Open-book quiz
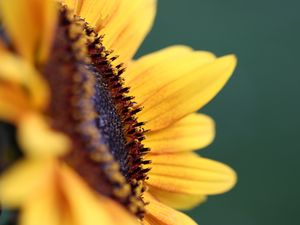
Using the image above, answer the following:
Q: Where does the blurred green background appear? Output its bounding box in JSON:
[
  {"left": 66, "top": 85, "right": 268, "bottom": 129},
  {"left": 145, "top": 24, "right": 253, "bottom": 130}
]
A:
[{"left": 137, "top": 0, "right": 300, "bottom": 224}]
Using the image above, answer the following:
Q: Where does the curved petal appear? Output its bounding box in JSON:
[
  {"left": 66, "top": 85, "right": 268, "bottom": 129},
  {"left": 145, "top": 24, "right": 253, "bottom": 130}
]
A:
[
  {"left": 126, "top": 46, "right": 195, "bottom": 84},
  {"left": 144, "top": 113, "right": 215, "bottom": 153},
  {"left": 77, "top": 0, "right": 118, "bottom": 27},
  {"left": 18, "top": 113, "right": 71, "bottom": 157},
  {"left": 0, "top": 0, "right": 57, "bottom": 62},
  {"left": 145, "top": 153, "right": 237, "bottom": 195},
  {"left": 61, "top": 164, "right": 138, "bottom": 225},
  {"left": 126, "top": 46, "right": 236, "bottom": 131},
  {"left": 141, "top": 55, "right": 236, "bottom": 131},
  {"left": 77, "top": 0, "right": 156, "bottom": 63},
  {"left": 126, "top": 46, "right": 216, "bottom": 105},
  {"left": 20, "top": 184, "right": 62, "bottom": 225},
  {"left": 0, "top": 49, "right": 50, "bottom": 110},
  {"left": 148, "top": 185, "right": 206, "bottom": 210},
  {"left": 0, "top": 159, "right": 55, "bottom": 207},
  {"left": 144, "top": 193, "right": 197, "bottom": 225},
  {"left": 0, "top": 83, "right": 30, "bottom": 123}
]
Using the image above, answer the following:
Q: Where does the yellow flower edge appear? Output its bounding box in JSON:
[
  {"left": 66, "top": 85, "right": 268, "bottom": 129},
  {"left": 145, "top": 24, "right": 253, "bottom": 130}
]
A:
[
  {"left": 0, "top": 159, "right": 139, "bottom": 225},
  {"left": 0, "top": 0, "right": 238, "bottom": 225}
]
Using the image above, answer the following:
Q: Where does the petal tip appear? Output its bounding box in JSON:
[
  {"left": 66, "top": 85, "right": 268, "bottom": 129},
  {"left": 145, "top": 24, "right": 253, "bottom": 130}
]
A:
[
  {"left": 224, "top": 54, "right": 238, "bottom": 69},
  {"left": 222, "top": 164, "right": 238, "bottom": 193}
]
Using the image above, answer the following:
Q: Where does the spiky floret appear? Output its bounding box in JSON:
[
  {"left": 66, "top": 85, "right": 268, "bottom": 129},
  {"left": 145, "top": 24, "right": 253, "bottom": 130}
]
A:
[
  {"left": 85, "top": 25, "right": 151, "bottom": 216},
  {"left": 85, "top": 24, "right": 151, "bottom": 182},
  {"left": 40, "top": 6, "right": 150, "bottom": 218}
]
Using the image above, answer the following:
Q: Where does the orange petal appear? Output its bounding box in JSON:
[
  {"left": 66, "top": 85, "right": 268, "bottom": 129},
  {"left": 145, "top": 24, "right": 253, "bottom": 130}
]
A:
[
  {"left": 78, "top": 0, "right": 156, "bottom": 64},
  {"left": 0, "top": 0, "right": 57, "bottom": 63},
  {"left": 78, "top": 0, "right": 119, "bottom": 28},
  {"left": 0, "top": 83, "right": 30, "bottom": 123}
]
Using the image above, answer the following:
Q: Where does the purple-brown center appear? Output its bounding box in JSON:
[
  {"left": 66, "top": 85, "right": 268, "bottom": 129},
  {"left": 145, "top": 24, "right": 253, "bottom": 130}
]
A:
[{"left": 40, "top": 7, "right": 150, "bottom": 217}]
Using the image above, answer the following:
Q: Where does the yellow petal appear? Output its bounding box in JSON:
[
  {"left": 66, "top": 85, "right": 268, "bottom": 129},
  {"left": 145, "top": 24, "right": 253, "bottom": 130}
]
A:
[
  {"left": 100, "top": 195, "right": 140, "bottom": 225},
  {"left": 148, "top": 185, "right": 206, "bottom": 210},
  {"left": 0, "top": 49, "right": 50, "bottom": 110},
  {"left": 126, "top": 46, "right": 216, "bottom": 105},
  {"left": 144, "top": 113, "right": 215, "bottom": 153},
  {"left": 20, "top": 182, "right": 61, "bottom": 225},
  {"left": 146, "top": 153, "right": 237, "bottom": 195},
  {"left": 124, "top": 45, "right": 194, "bottom": 84},
  {"left": 60, "top": 164, "right": 138, "bottom": 225},
  {"left": 133, "top": 54, "right": 236, "bottom": 131},
  {"left": 0, "top": 0, "right": 57, "bottom": 63},
  {"left": 38, "top": 0, "right": 58, "bottom": 63},
  {"left": 18, "top": 113, "right": 71, "bottom": 157},
  {"left": 0, "top": 159, "right": 55, "bottom": 207},
  {"left": 144, "top": 193, "right": 197, "bottom": 225},
  {"left": 79, "top": 0, "right": 119, "bottom": 28},
  {"left": 78, "top": 0, "right": 156, "bottom": 64},
  {"left": 0, "top": 83, "right": 30, "bottom": 123},
  {"left": 0, "top": 100, "right": 24, "bottom": 124}
]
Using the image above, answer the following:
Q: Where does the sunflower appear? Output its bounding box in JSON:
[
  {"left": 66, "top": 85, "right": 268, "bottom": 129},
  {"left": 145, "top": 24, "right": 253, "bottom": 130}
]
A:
[{"left": 0, "top": 0, "right": 237, "bottom": 225}]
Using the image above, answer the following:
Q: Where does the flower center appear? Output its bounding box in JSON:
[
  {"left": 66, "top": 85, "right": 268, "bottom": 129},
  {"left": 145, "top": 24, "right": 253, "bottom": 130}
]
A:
[{"left": 42, "top": 7, "right": 150, "bottom": 217}]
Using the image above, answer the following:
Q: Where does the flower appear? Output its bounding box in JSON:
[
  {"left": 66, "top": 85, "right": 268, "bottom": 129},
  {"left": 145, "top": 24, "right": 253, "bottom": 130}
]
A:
[{"left": 0, "top": 0, "right": 237, "bottom": 225}]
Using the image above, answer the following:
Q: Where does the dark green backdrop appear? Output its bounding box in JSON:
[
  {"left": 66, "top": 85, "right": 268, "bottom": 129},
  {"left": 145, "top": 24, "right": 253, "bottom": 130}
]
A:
[{"left": 137, "top": 0, "right": 300, "bottom": 224}]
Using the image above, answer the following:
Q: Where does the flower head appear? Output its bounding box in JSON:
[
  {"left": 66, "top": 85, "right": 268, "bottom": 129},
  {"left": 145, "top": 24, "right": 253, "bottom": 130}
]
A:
[{"left": 0, "top": 0, "right": 237, "bottom": 224}]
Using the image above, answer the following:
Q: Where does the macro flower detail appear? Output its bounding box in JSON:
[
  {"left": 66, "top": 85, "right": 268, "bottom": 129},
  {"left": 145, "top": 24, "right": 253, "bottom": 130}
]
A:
[{"left": 0, "top": 0, "right": 237, "bottom": 225}]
